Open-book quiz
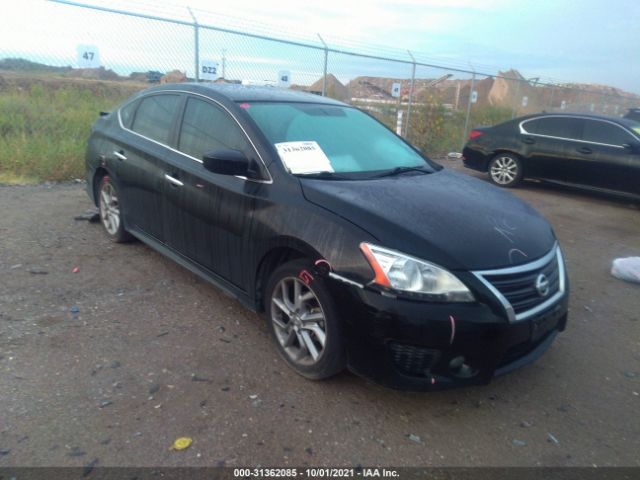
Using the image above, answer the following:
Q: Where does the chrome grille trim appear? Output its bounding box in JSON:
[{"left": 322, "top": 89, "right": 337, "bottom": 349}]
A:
[{"left": 472, "top": 244, "right": 566, "bottom": 323}]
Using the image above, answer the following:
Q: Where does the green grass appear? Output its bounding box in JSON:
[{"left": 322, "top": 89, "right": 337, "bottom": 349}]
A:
[
  {"left": 0, "top": 77, "right": 513, "bottom": 183},
  {"left": 0, "top": 80, "right": 139, "bottom": 183}
]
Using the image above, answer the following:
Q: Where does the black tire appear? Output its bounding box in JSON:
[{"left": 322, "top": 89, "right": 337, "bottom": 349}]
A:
[
  {"left": 264, "top": 259, "right": 346, "bottom": 380},
  {"left": 488, "top": 153, "right": 523, "bottom": 188},
  {"left": 97, "top": 175, "right": 133, "bottom": 243}
]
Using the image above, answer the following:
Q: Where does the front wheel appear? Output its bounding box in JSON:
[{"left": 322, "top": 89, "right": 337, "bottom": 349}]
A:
[
  {"left": 488, "top": 153, "right": 523, "bottom": 188},
  {"left": 265, "top": 259, "right": 346, "bottom": 380},
  {"left": 98, "top": 175, "right": 133, "bottom": 243}
]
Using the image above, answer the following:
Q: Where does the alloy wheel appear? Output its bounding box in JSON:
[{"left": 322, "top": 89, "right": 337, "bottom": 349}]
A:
[
  {"left": 490, "top": 156, "right": 519, "bottom": 185},
  {"left": 99, "top": 181, "right": 121, "bottom": 235},
  {"left": 270, "top": 277, "right": 327, "bottom": 366}
]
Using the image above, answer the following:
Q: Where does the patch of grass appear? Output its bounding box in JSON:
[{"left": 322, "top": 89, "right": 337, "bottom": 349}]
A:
[
  {"left": 0, "top": 172, "right": 39, "bottom": 185},
  {"left": 0, "top": 78, "right": 140, "bottom": 182}
]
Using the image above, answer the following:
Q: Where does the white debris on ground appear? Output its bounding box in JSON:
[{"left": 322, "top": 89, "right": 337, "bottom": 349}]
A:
[{"left": 611, "top": 257, "right": 640, "bottom": 284}]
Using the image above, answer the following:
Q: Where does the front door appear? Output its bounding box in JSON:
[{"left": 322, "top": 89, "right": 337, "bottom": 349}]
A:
[
  {"left": 573, "top": 119, "right": 640, "bottom": 194},
  {"left": 162, "top": 95, "right": 268, "bottom": 290}
]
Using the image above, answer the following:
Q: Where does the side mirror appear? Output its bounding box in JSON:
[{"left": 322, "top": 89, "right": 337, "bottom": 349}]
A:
[{"left": 203, "top": 149, "right": 250, "bottom": 176}]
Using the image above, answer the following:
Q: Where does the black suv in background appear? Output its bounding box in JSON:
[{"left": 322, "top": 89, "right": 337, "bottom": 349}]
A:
[{"left": 462, "top": 113, "right": 640, "bottom": 199}]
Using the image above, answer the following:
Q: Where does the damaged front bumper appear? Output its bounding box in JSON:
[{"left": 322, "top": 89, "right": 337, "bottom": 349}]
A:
[{"left": 330, "top": 274, "right": 569, "bottom": 392}]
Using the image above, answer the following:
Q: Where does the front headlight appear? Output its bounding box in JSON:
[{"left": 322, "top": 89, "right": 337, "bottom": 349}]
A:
[{"left": 360, "top": 243, "right": 474, "bottom": 302}]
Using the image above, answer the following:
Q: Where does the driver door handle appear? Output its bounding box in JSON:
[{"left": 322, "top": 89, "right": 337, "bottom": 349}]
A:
[
  {"left": 164, "top": 174, "right": 184, "bottom": 187},
  {"left": 113, "top": 150, "right": 127, "bottom": 161},
  {"left": 577, "top": 147, "right": 593, "bottom": 154}
]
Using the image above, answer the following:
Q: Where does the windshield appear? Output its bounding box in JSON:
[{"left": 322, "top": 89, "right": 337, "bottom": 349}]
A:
[{"left": 241, "top": 102, "right": 435, "bottom": 176}]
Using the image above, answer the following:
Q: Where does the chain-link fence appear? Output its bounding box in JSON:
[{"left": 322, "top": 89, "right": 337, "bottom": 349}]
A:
[{"left": 1, "top": 0, "right": 638, "bottom": 181}]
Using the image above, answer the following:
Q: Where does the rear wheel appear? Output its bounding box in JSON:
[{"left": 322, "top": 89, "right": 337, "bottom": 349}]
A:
[
  {"left": 488, "top": 153, "right": 523, "bottom": 188},
  {"left": 98, "top": 175, "right": 133, "bottom": 243},
  {"left": 265, "top": 259, "right": 346, "bottom": 380}
]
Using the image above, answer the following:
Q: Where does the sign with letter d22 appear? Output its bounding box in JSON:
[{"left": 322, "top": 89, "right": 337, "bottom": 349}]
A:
[
  {"left": 76, "top": 44, "right": 100, "bottom": 69},
  {"left": 391, "top": 83, "right": 401, "bottom": 98},
  {"left": 201, "top": 60, "right": 219, "bottom": 81}
]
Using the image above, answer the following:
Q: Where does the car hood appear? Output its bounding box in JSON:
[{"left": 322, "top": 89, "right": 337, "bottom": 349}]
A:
[{"left": 300, "top": 168, "right": 556, "bottom": 271}]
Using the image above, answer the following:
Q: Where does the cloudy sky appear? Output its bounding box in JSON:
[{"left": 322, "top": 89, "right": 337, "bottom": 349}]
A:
[{"left": 3, "top": 0, "right": 638, "bottom": 92}]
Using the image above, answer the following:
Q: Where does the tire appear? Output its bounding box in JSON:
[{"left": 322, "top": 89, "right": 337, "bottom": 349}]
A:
[
  {"left": 97, "top": 175, "right": 133, "bottom": 243},
  {"left": 264, "top": 259, "right": 346, "bottom": 380},
  {"left": 488, "top": 153, "right": 523, "bottom": 188}
]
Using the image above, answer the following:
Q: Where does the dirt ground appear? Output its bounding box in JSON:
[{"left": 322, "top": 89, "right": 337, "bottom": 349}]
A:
[{"left": 0, "top": 162, "right": 639, "bottom": 468}]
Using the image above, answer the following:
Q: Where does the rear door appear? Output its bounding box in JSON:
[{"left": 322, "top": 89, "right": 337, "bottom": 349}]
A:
[
  {"left": 162, "top": 95, "right": 268, "bottom": 289},
  {"left": 575, "top": 119, "right": 640, "bottom": 194},
  {"left": 519, "top": 116, "right": 583, "bottom": 182},
  {"left": 115, "top": 93, "right": 182, "bottom": 241}
]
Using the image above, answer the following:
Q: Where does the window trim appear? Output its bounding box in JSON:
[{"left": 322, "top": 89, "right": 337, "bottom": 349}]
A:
[
  {"left": 118, "top": 90, "right": 273, "bottom": 184},
  {"left": 519, "top": 115, "right": 637, "bottom": 149}
]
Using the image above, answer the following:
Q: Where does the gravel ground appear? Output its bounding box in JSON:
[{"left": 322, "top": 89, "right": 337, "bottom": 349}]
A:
[{"left": 0, "top": 163, "right": 638, "bottom": 468}]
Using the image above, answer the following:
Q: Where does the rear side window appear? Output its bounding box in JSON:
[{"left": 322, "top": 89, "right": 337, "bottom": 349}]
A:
[
  {"left": 178, "top": 97, "right": 249, "bottom": 160},
  {"left": 523, "top": 117, "right": 582, "bottom": 140},
  {"left": 582, "top": 120, "right": 634, "bottom": 146},
  {"left": 131, "top": 94, "right": 180, "bottom": 144}
]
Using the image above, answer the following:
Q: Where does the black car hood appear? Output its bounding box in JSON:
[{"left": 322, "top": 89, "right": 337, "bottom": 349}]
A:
[{"left": 300, "top": 169, "right": 556, "bottom": 271}]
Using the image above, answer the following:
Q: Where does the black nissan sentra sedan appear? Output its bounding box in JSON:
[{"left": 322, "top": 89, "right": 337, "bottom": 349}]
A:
[{"left": 85, "top": 83, "right": 568, "bottom": 391}]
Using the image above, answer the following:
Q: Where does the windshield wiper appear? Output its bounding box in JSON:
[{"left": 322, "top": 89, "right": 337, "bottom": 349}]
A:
[
  {"left": 372, "top": 166, "right": 431, "bottom": 178},
  {"left": 295, "top": 171, "right": 353, "bottom": 180}
]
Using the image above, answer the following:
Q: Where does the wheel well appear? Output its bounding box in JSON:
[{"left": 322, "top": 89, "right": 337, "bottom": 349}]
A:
[
  {"left": 92, "top": 167, "right": 109, "bottom": 206},
  {"left": 255, "top": 247, "right": 309, "bottom": 312}
]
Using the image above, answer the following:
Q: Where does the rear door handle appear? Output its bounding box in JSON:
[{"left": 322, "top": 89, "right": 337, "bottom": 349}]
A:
[
  {"left": 577, "top": 147, "right": 593, "bottom": 154},
  {"left": 164, "top": 174, "right": 184, "bottom": 187},
  {"left": 522, "top": 137, "right": 535, "bottom": 144},
  {"left": 113, "top": 150, "right": 127, "bottom": 161}
]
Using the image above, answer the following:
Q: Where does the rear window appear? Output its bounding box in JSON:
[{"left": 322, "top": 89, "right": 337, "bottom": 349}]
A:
[
  {"left": 523, "top": 117, "right": 582, "bottom": 140},
  {"left": 131, "top": 94, "right": 180, "bottom": 144}
]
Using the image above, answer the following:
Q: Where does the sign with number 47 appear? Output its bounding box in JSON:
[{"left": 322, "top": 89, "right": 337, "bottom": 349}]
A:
[{"left": 76, "top": 44, "right": 100, "bottom": 68}]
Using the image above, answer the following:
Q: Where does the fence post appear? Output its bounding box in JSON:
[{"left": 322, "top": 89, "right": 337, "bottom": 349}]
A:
[
  {"left": 548, "top": 85, "right": 556, "bottom": 112},
  {"left": 461, "top": 72, "right": 476, "bottom": 151},
  {"left": 405, "top": 50, "right": 416, "bottom": 139},
  {"left": 511, "top": 77, "right": 521, "bottom": 118},
  {"left": 317, "top": 34, "right": 328, "bottom": 97},
  {"left": 187, "top": 7, "right": 199, "bottom": 81}
]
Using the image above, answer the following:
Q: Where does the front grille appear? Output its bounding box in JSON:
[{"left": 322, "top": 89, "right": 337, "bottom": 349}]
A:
[
  {"left": 474, "top": 246, "right": 564, "bottom": 322},
  {"left": 389, "top": 342, "right": 441, "bottom": 377}
]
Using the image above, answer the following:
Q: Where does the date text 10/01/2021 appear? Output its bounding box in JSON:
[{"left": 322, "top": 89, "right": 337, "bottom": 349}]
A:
[{"left": 233, "top": 468, "right": 400, "bottom": 478}]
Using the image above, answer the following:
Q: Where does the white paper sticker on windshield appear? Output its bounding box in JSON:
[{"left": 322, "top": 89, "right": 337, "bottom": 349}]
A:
[{"left": 275, "top": 141, "right": 334, "bottom": 174}]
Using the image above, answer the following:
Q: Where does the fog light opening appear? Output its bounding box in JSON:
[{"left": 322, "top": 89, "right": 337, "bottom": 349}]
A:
[{"left": 449, "top": 355, "right": 477, "bottom": 378}]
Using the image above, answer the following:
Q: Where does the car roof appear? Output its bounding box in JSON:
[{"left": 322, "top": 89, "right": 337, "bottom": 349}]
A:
[
  {"left": 142, "top": 82, "right": 347, "bottom": 106},
  {"left": 515, "top": 112, "right": 629, "bottom": 124}
]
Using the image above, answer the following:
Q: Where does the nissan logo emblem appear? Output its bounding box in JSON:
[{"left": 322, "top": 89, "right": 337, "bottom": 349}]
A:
[{"left": 535, "top": 273, "right": 550, "bottom": 297}]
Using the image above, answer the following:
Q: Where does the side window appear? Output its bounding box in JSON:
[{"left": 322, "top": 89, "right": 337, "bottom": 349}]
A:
[
  {"left": 119, "top": 99, "right": 138, "bottom": 129},
  {"left": 582, "top": 120, "right": 634, "bottom": 146},
  {"left": 178, "top": 97, "right": 249, "bottom": 160},
  {"left": 523, "top": 117, "right": 582, "bottom": 140},
  {"left": 131, "top": 94, "right": 180, "bottom": 144}
]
